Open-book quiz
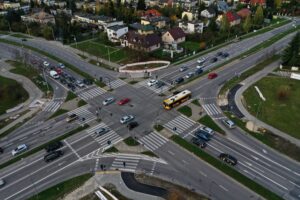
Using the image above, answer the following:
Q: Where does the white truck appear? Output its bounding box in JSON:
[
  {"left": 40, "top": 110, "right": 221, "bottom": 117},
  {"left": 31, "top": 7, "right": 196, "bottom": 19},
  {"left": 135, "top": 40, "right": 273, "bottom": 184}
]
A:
[{"left": 50, "top": 70, "right": 59, "bottom": 79}]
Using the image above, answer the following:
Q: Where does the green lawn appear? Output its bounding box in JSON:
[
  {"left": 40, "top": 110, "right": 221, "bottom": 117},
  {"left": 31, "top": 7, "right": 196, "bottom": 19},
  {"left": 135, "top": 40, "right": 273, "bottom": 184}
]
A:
[
  {"left": 123, "top": 136, "right": 139, "bottom": 146},
  {"left": 77, "top": 99, "right": 87, "bottom": 107},
  {"left": 198, "top": 115, "right": 225, "bottom": 135},
  {"left": 244, "top": 76, "right": 300, "bottom": 139},
  {"left": 65, "top": 91, "right": 77, "bottom": 102},
  {"left": 141, "top": 151, "right": 158, "bottom": 157},
  {"left": 0, "top": 75, "right": 29, "bottom": 115},
  {"left": 49, "top": 109, "right": 68, "bottom": 119},
  {"left": 27, "top": 173, "right": 93, "bottom": 200},
  {"left": 177, "top": 105, "right": 192, "bottom": 117},
  {"left": 181, "top": 41, "right": 200, "bottom": 52},
  {"left": 11, "top": 33, "right": 31, "bottom": 39},
  {"left": 153, "top": 124, "right": 164, "bottom": 132},
  {"left": 103, "top": 146, "right": 119, "bottom": 153}
]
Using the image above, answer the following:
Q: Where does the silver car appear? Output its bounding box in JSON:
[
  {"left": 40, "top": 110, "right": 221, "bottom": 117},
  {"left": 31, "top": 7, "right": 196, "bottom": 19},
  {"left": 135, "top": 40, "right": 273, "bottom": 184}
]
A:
[
  {"left": 0, "top": 179, "right": 5, "bottom": 188},
  {"left": 94, "top": 127, "right": 110, "bottom": 137},
  {"left": 120, "top": 115, "right": 134, "bottom": 124},
  {"left": 103, "top": 97, "right": 115, "bottom": 106}
]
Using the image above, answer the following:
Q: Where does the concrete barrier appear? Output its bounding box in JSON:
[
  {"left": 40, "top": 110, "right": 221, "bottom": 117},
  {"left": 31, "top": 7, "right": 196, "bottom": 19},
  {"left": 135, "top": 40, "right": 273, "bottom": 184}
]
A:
[
  {"left": 6, "top": 103, "right": 24, "bottom": 113},
  {"left": 119, "top": 60, "right": 170, "bottom": 74}
]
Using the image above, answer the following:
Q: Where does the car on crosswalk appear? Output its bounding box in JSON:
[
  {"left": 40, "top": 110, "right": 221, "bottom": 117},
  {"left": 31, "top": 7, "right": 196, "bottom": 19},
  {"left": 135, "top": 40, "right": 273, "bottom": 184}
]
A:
[
  {"left": 94, "top": 127, "right": 110, "bottom": 136},
  {"left": 147, "top": 79, "right": 158, "bottom": 87},
  {"left": 118, "top": 98, "right": 130, "bottom": 105},
  {"left": 66, "top": 113, "right": 79, "bottom": 122},
  {"left": 12, "top": 144, "right": 28, "bottom": 156},
  {"left": 103, "top": 97, "right": 115, "bottom": 106},
  {"left": 120, "top": 115, "right": 134, "bottom": 124}
]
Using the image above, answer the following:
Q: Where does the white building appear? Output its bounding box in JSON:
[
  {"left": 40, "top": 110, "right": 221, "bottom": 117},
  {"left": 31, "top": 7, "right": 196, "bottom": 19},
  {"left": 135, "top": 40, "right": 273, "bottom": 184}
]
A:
[
  {"left": 179, "top": 21, "right": 204, "bottom": 34},
  {"left": 201, "top": 8, "right": 216, "bottom": 18},
  {"left": 107, "top": 25, "right": 128, "bottom": 43}
]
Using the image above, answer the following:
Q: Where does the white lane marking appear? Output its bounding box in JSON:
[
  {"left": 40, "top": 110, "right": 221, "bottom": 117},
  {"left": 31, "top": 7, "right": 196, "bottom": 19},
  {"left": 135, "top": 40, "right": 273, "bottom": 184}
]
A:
[
  {"left": 168, "top": 150, "right": 175, "bottom": 156},
  {"left": 207, "top": 143, "right": 222, "bottom": 153},
  {"left": 19, "top": 136, "right": 27, "bottom": 141},
  {"left": 4, "top": 160, "right": 78, "bottom": 200},
  {"left": 150, "top": 162, "right": 157, "bottom": 175},
  {"left": 64, "top": 139, "right": 82, "bottom": 160},
  {"left": 289, "top": 181, "right": 300, "bottom": 188},
  {"left": 199, "top": 171, "right": 207, "bottom": 177},
  {"left": 219, "top": 185, "right": 229, "bottom": 192},
  {"left": 182, "top": 160, "right": 188, "bottom": 165},
  {"left": 262, "top": 149, "right": 267, "bottom": 154}
]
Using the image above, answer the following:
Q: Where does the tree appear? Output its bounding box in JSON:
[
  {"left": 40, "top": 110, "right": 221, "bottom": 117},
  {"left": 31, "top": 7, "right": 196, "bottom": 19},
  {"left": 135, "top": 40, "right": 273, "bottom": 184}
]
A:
[
  {"left": 282, "top": 32, "right": 300, "bottom": 67},
  {"left": 266, "top": 0, "right": 274, "bottom": 9},
  {"left": 42, "top": 25, "right": 53, "bottom": 40},
  {"left": 108, "top": 0, "right": 115, "bottom": 17},
  {"left": 95, "top": 0, "right": 101, "bottom": 14},
  {"left": 137, "top": 0, "right": 146, "bottom": 10},
  {"left": 66, "top": 0, "right": 76, "bottom": 12},
  {"left": 208, "top": 18, "right": 218, "bottom": 31},
  {"left": 253, "top": 6, "right": 264, "bottom": 27},
  {"left": 243, "top": 15, "right": 252, "bottom": 33},
  {"left": 220, "top": 14, "right": 230, "bottom": 34},
  {"left": 274, "top": 0, "right": 282, "bottom": 9},
  {"left": 182, "top": 14, "right": 188, "bottom": 22}
]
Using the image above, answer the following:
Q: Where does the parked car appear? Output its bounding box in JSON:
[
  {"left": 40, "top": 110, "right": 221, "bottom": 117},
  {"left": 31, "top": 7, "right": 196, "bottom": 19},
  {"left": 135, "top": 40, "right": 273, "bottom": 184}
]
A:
[
  {"left": 174, "top": 77, "right": 184, "bottom": 84},
  {"left": 210, "top": 57, "right": 218, "bottom": 63},
  {"left": 75, "top": 80, "right": 85, "bottom": 88},
  {"left": 118, "top": 98, "right": 130, "bottom": 105},
  {"left": 12, "top": 144, "right": 28, "bottom": 156},
  {"left": 179, "top": 66, "right": 188, "bottom": 72},
  {"left": 58, "top": 63, "right": 65, "bottom": 68},
  {"left": 219, "top": 153, "right": 238, "bottom": 166},
  {"left": 194, "top": 130, "right": 211, "bottom": 141},
  {"left": 147, "top": 79, "right": 158, "bottom": 87},
  {"left": 155, "top": 81, "right": 165, "bottom": 89},
  {"left": 191, "top": 137, "right": 207, "bottom": 148},
  {"left": 199, "top": 126, "right": 214, "bottom": 136},
  {"left": 0, "top": 179, "right": 5, "bottom": 188},
  {"left": 195, "top": 68, "right": 203, "bottom": 75},
  {"left": 66, "top": 113, "right": 79, "bottom": 122},
  {"left": 127, "top": 121, "right": 139, "bottom": 130},
  {"left": 45, "top": 141, "right": 63, "bottom": 153},
  {"left": 94, "top": 127, "right": 110, "bottom": 136},
  {"left": 185, "top": 72, "right": 194, "bottom": 79},
  {"left": 222, "top": 119, "right": 235, "bottom": 129},
  {"left": 208, "top": 73, "right": 218, "bottom": 79},
  {"left": 103, "top": 97, "right": 115, "bottom": 106},
  {"left": 120, "top": 115, "right": 134, "bottom": 124},
  {"left": 43, "top": 61, "right": 50, "bottom": 67},
  {"left": 44, "top": 150, "right": 64, "bottom": 163}
]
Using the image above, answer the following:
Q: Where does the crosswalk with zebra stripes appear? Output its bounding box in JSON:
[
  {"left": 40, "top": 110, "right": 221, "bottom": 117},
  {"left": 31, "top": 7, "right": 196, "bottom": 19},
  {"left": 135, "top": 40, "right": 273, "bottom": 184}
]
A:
[
  {"left": 163, "top": 115, "right": 196, "bottom": 134},
  {"left": 138, "top": 132, "right": 168, "bottom": 151},
  {"left": 108, "top": 79, "right": 127, "bottom": 89},
  {"left": 67, "top": 105, "right": 96, "bottom": 125},
  {"left": 77, "top": 87, "right": 106, "bottom": 101},
  {"left": 42, "top": 98, "right": 64, "bottom": 112}
]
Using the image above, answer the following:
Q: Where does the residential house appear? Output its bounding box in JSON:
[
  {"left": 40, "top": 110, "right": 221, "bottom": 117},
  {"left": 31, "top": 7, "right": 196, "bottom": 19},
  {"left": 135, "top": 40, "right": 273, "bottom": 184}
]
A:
[
  {"left": 216, "top": 1, "right": 230, "bottom": 13},
  {"left": 107, "top": 25, "right": 128, "bottom": 43},
  {"left": 201, "top": 7, "right": 216, "bottom": 18},
  {"left": 181, "top": 11, "right": 197, "bottom": 21},
  {"left": 2, "top": 1, "right": 20, "bottom": 9},
  {"left": 141, "top": 15, "right": 169, "bottom": 29},
  {"left": 176, "top": 0, "right": 198, "bottom": 9},
  {"left": 162, "top": 27, "right": 186, "bottom": 45},
  {"left": 120, "top": 31, "right": 162, "bottom": 52},
  {"left": 143, "top": 9, "right": 161, "bottom": 17},
  {"left": 237, "top": 8, "right": 251, "bottom": 18},
  {"left": 147, "top": 0, "right": 160, "bottom": 7},
  {"left": 54, "top": 1, "right": 67, "bottom": 8},
  {"left": 50, "top": 9, "right": 72, "bottom": 16},
  {"left": 250, "top": 0, "right": 266, "bottom": 6},
  {"left": 21, "top": 11, "right": 55, "bottom": 24},
  {"left": 130, "top": 23, "right": 155, "bottom": 35},
  {"left": 219, "top": 11, "right": 241, "bottom": 26},
  {"left": 179, "top": 20, "right": 204, "bottom": 34},
  {"left": 75, "top": 2, "right": 84, "bottom": 9},
  {"left": 200, "top": 0, "right": 214, "bottom": 7}
]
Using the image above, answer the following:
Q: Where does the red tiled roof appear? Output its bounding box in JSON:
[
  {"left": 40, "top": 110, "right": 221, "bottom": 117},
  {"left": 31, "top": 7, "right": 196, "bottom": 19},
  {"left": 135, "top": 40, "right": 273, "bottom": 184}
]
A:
[
  {"left": 226, "top": 11, "right": 241, "bottom": 22},
  {"left": 250, "top": 0, "right": 266, "bottom": 5},
  {"left": 237, "top": 8, "right": 251, "bottom": 18},
  {"left": 144, "top": 9, "right": 161, "bottom": 17},
  {"left": 168, "top": 27, "right": 185, "bottom": 40}
]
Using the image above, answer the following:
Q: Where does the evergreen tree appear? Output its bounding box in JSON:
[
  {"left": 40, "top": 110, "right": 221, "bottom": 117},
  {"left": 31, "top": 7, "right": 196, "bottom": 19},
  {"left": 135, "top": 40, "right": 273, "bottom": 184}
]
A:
[
  {"left": 95, "top": 0, "right": 101, "bottom": 14},
  {"left": 243, "top": 15, "right": 252, "bottom": 33},
  {"left": 282, "top": 32, "right": 300, "bottom": 67},
  {"left": 183, "top": 14, "right": 188, "bottom": 22},
  {"left": 137, "top": 0, "right": 146, "bottom": 10},
  {"left": 220, "top": 14, "right": 230, "bottom": 34},
  {"left": 266, "top": 0, "right": 274, "bottom": 8},
  {"left": 274, "top": 0, "right": 282, "bottom": 9},
  {"left": 208, "top": 18, "right": 218, "bottom": 32},
  {"left": 253, "top": 6, "right": 264, "bottom": 27},
  {"left": 108, "top": 0, "right": 115, "bottom": 17}
]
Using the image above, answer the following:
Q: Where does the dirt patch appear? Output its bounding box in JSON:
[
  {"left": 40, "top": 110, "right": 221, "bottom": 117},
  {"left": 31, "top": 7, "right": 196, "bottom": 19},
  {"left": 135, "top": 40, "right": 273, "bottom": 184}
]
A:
[
  {"left": 135, "top": 174, "right": 209, "bottom": 200},
  {"left": 125, "top": 63, "right": 165, "bottom": 70}
]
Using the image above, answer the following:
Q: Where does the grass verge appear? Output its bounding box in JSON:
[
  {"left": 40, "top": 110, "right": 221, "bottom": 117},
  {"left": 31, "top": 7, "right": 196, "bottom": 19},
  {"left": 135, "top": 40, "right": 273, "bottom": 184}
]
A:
[
  {"left": 154, "top": 124, "right": 164, "bottom": 132},
  {"left": 65, "top": 91, "right": 77, "bottom": 102},
  {"left": 198, "top": 115, "right": 225, "bottom": 135},
  {"left": 103, "top": 146, "right": 119, "bottom": 153},
  {"left": 191, "top": 99, "right": 201, "bottom": 106},
  {"left": 49, "top": 109, "right": 68, "bottom": 119},
  {"left": 0, "top": 125, "right": 89, "bottom": 170},
  {"left": 104, "top": 184, "right": 133, "bottom": 200},
  {"left": 177, "top": 105, "right": 192, "bottom": 117},
  {"left": 141, "top": 151, "right": 158, "bottom": 157},
  {"left": 171, "top": 135, "right": 283, "bottom": 200},
  {"left": 78, "top": 99, "right": 87, "bottom": 107},
  {"left": 27, "top": 173, "right": 93, "bottom": 200},
  {"left": 123, "top": 136, "right": 139, "bottom": 146}
]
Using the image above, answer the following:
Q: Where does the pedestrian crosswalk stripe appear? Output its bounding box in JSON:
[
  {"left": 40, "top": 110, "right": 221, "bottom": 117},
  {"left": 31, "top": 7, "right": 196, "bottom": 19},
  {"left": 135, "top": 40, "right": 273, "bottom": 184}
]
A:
[
  {"left": 68, "top": 105, "right": 96, "bottom": 124},
  {"left": 136, "top": 79, "right": 170, "bottom": 94},
  {"left": 78, "top": 87, "right": 106, "bottom": 101},
  {"left": 43, "top": 100, "right": 63, "bottom": 112},
  {"left": 139, "top": 132, "right": 168, "bottom": 151},
  {"left": 164, "top": 115, "right": 196, "bottom": 134},
  {"left": 111, "top": 157, "right": 140, "bottom": 170},
  {"left": 202, "top": 104, "right": 221, "bottom": 116},
  {"left": 109, "top": 79, "right": 127, "bottom": 89}
]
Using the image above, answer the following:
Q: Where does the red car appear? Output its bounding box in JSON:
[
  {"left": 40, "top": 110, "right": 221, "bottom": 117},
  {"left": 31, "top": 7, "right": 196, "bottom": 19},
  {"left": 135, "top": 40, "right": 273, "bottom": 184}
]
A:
[
  {"left": 208, "top": 73, "right": 218, "bottom": 79},
  {"left": 118, "top": 98, "right": 130, "bottom": 105},
  {"left": 55, "top": 68, "right": 62, "bottom": 75}
]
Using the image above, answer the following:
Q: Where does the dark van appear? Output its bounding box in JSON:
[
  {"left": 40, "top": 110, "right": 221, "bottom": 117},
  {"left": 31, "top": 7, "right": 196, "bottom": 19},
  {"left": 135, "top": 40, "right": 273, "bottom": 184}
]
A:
[{"left": 44, "top": 150, "right": 64, "bottom": 162}]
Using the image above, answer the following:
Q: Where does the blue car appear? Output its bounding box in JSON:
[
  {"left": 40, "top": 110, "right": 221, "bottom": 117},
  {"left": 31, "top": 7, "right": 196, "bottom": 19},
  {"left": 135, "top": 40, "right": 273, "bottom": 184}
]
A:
[{"left": 194, "top": 130, "right": 211, "bottom": 141}]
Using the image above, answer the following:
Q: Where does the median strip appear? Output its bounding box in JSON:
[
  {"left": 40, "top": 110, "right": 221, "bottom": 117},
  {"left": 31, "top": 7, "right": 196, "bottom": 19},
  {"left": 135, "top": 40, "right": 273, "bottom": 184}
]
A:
[
  {"left": 0, "top": 125, "right": 89, "bottom": 170},
  {"left": 171, "top": 135, "right": 283, "bottom": 200}
]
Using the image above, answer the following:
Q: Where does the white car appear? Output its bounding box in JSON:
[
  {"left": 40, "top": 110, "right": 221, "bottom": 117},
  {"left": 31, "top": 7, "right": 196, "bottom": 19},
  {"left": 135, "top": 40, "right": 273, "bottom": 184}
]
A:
[
  {"left": 196, "top": 65, "right": 204, "bottom": 69},
  {"left": 120, "top": 115, "right": 134, "bottom": 124},
  {"left": 0, "top": 179, "right": 5, "bottom": 188},
  {"left": 185, "top": 72, "right": 194, "bottom": 79},
  {"left": 12, "top": 144, "right": 28, "bottom": 156},
  {"left": 199, "top": 126, "right": 214, "bottom": 136},
  {"left": 103, "top": 97, "right": 115, "bottom": 106},
  {"left": 43, "top": 61, "right": 50, "bottom": 67},
  {"left": 147, "top": 79, "right": 158, "bottom": 87},
  {"left": 76, "top": 80, "right": 85, "bottom": 88},
  {"left": 179, "top": 66, "right": 188, "bottom": 72},
  {"left": 197, "top": 57, "right": 206, "bottom": 64},
  {"left": 58, "top": 63, "right": 65, "bottom": 68}
]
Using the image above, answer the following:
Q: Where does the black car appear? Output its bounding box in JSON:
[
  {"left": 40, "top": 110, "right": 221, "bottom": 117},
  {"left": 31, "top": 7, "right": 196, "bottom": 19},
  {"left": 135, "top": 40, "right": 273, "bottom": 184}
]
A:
[
  {"left": 45, "top": 141, "right": 63, "bottom": 153},
  {"left": 127, "top": 121, "right": 138, "bottom": 130},
  {"left": 83, "top": 79, "right": 93, "bottom": 85},
  {"left": 222, "top": 52, "right": 229, "bottom": 58},
  {"left": 0, "top": 147, "right": 3, "bottom": 154},
  {"left": 174, "top": 77, "right": 184, "bottom": 84},
  {"left": 155, "top": 81, "right": 165, "bottom": 89},
  {"left": 216, "top": 51, "right": 223, "bottom": 56},
  {"left": 191, "top": 137, "right": 207, "bottom": 148},
  {"left": 195, "top": 130, "right": 211, "bottom": 141},
  {"left": 44, "top": 150, "right": 64, "bottom": 162},
  {"left": 60, "top": 78, "right": 67, "bottom": 85},
  {"left": 210, "top": 57, "right": 218, "bottom": 63},
  {"left": 219, "top": 153, "right": 238, "bottom": 166},
  {"left": 67, "top": 83, "right": 76, "bottom": 91},
  {"left": 195, "top": 68, "right": 203, "bottom": 75},
  {"left": 68, "top": 76, "right": 76, "bottom": 83}
]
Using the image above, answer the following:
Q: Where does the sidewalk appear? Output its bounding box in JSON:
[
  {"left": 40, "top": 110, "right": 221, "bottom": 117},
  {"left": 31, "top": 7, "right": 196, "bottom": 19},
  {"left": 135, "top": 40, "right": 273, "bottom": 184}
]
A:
[
  {"left": 64, "top": 172, "right": 164, "bottom": 200},
  {"left": 234, "top": 60, "right": 300, "bottom": 147},
  {"left": 0, "top": 59, "right": 43, "bottom": 121}
]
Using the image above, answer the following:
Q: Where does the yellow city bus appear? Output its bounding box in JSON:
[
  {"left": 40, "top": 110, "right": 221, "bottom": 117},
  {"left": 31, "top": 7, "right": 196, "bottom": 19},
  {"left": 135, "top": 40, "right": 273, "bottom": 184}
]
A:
[{"left": 163, "top": 90, "right": 192, "bottom": 110}]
